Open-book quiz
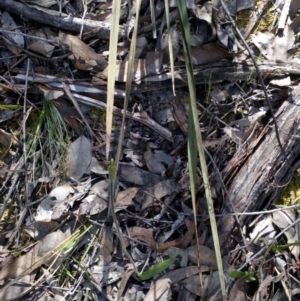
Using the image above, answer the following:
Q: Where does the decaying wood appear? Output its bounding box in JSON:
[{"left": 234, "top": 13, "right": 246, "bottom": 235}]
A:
[
  {"left": 131, "top": 60, "right": 300, "bottom": 93},
  {"left": 218, "top": 83, "right": 300, "bottom": 255},
  {"left": 0, "top": 0, "right": 125, "bottom": 40}
]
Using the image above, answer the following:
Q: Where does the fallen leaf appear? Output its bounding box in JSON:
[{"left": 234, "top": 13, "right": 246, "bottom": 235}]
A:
[
  {"left": 49, "top": 185, "right": 75, "bottom": 202},
  {"left": 0, "top": 242, "right": 41, "bottom": 281},
  {"left": 35, "top": 197, "right": 55, "bottom": 222},
  {"left": 127, "top": 219, "right": 195, "bottom": 253},
  {"left": 144, "top": 147, "right": 166, "bottom": 175},
  {"left": 66, "top": 135, "right": 92, "bottom": 180},
  {"left": 178, "top": 43, "right": 243, "bottom": 65},
  {"left": 144, "top": 266, "right": 205, "bottom": 301},
  {"left": 164, "top": 245, "right": 218, "bottom": 270},
  {"left": 0, "top": 273, "right": 35, "bottom": 301},
  {"left": 228, "top": 277, "right": 249, "bottom": 301},
  {"left": 116, "top": 187, "right": 138, "bottom": 207},
  {"left": 79, "top": 193, "right": 107, "bottom": 215},
  {"left": 59, "top": 32, "right": 107, "bottom": 72},
  {"left": 143, "top": 179, "right": 181, "bottom": 210},
  {"left": 117, "top": 264, "right": 135, "bottom": 300},
  {"left": 24, "top": 221, "right": 59, "bottom": 240},
  {"left": 26, "top": 28, "right": 56, "bottom": 57},
  {"left": 98, "top": 228, "right": 114, "bottom": 262},
  {"left": 1, "top": 12, "right": 24, "bottom": 55},
  {"left": 119, "top": 163, "right": 162, "bottom": 186},
  {"left": 183, "top": 271, "right": 221, "bottom": 299}
]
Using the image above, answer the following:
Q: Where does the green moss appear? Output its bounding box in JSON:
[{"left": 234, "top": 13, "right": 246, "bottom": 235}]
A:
[
  {"left": 89, "top": 106, "right": 117, "bottom": 129},
  {"left": 236, "top": 0, "right": 277, "bottom": 39},
  {"left": 278, "top": 169, "right": 300, "bottom": 205},
  {"left": 89, "top": 107, "right": 107, "bottom": 126},
  {"left": 236, "top": 9, "right": 252, "bottom": 30}
]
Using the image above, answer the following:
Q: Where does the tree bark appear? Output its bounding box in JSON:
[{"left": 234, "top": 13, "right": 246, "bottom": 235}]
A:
[{"left": 218, "top": 84, "right": 300, "bottom": 255}]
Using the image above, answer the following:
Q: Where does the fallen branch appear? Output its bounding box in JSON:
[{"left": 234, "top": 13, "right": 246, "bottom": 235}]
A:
[
  {"left": 130, "top": 60, "right": 300, "bottom": 93},
  {"left": 0, "top": 0, "right": 125, "bottom": 40}
]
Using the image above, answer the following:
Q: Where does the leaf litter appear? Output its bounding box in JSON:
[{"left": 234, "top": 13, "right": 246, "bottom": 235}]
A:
[{"left": 0, "top": 0, "right": 300, "bottom": 300}]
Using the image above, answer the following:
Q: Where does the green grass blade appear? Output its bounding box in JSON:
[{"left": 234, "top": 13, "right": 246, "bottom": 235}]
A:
[
  {"left": 177, "top": 0, "right": 226, "bottom": 297},
  {"left": 106, "top": 0, "right": 122, "bottom": 160},
  {"left": 108, "top": 0, "right": 142, "bottom": 279},
  {"left": 139, "top": 258, "right": 176, "bottom": 281},
  {"left": 187, "top": 105, "right": 202, "bottom": 285},
  {"left": 114, "top": 0, "right": 142, "bottom": 170}
]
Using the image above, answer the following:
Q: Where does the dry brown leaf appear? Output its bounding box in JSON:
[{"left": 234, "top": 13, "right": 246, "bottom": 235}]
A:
[
  {"left": 144, "top": 266, "right": 203, "bottom": 301},
  {"left": 26, "top": 28, "right": 56, "bottom": 57},
  {"left": 50, "top": 184, "right": 75, "bottom": 202},
  {"left": 66, "top": 135, "right": 92, "bottom": 180},
  {"left": 0, "top": 230, "right": 70, "bottom": 300},
  {"left": 228, "top": 277, "right": 249, "bottom": 301},
  {"left": 98, "top": 228, "right": 114, "bottom": 262},
  {"left": 115, "top": 187, "right": 139, "bottom": 207},
  {"left": 0, "top": 273, "right": 36, "bottom": 301},
  {"left": 89, "top": 157, "right": 108, "bottom": 175},
  {"left": 1, "top": 12, "right": 24, "bottom": 55},
  {"left": 59, "top": 32, "right": 107, "bottom": 72},
  {"left": 143, "top": 179, "right": 181, "bottom": 210},
  {"left": 0, "top": 242, "right": 42, "bottom": 281},
  {"left": 164, "top": 245, "right": 218, "bottom": 270},
  {"left": 0, "top": 251, "right": 15, "bottom": 270},
  {"left": 79, "top": 193, "right": 107, "bottom": 215},
  {"left": 24, "top": 221, "right": 59, "bottom": 240},
  {"left": 178, "top": 43, "right": 242, "bottom": 65},
  {"left": 37, "top": 230, "right": 70, "bottom": 268},
  {"left": 127, "top": 219, "right": 195, "bottom": 252},
  {"left": 37, "top": 85, "right": 65, "bottom": 101},
  {"left": 117, "top": 264, "right": 135, "bottom": 300},
  {"left": 144, "top": 147, "right": 166, "bottom": 175},
  {"left": 119, "top": 163, "right": 162, "bottom": 186},
  {"left": 183, "top": 271, "right": 221, "bottom": 299}
]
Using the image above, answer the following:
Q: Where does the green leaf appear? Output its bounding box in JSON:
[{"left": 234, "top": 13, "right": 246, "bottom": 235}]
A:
[
  {"left": 270, "top": 241, "right": 300, "bottom": 253},
  {"left": 246, "top": 275, "right": 257, "bottom": 282},
  {"left": 228, "top": 270, "right": 257, "bottom": 282},
  {"left": 0, "top": 104, "right": 21, "bottom": 110},
  {"left": 139, "top": 258, "right": 176, "bottom": 281},
  {"left": 228, "top": 270, "right": 246, "bottom": 280}
]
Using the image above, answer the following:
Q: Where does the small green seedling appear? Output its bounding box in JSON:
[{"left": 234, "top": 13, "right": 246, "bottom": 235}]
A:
[
  {"left": 228, "top": 270, "right": 258, "bottom": 282},
  {"left": 139, "top": 258, "right": 176, "bottom": 281}
]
